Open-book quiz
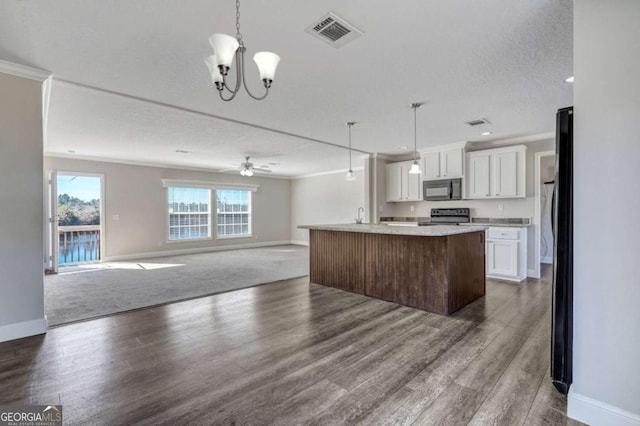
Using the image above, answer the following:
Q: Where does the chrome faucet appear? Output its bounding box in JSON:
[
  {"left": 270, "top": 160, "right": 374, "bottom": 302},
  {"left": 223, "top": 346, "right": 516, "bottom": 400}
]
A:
[{"left": 356, "top": 207, "right": 365, "bottom": 224}]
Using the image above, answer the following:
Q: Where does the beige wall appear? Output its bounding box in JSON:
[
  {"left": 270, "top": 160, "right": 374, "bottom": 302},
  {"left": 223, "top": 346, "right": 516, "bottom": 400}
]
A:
[
  {"left": 387, "top": 139, "right": 556, "bottom": 272},
  {"left": 0, "top": 72, "right": 46, "bottom": 340},
  {"left": 290, "top": 169, "right": 366, "bottom": 243},
  {"left": 570, "top": 1, "right": 640, "bottom": 423},
  {"left": 44, "top": 157, "right": 291, "bottom": 259}
]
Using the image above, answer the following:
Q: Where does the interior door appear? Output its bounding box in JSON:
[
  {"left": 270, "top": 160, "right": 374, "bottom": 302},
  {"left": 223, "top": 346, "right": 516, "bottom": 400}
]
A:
[{"left": 45, "top": 170, "right": 59, "bottom": 273}]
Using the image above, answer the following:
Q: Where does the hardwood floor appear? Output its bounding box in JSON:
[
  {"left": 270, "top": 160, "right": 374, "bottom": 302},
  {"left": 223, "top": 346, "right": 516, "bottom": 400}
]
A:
[{"left": 0, "top": 267, "right": 582, "bottom": 425}]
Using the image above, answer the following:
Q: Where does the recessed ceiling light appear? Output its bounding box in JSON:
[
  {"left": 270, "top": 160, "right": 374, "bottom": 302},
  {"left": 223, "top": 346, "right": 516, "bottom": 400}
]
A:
[
  {"left": 67, "top": 150, "right": 76, "bottom": 154},
  {"left": 398, "top": 146, "right": 409, "bottom": 150},
  {"left": 481, "top": 131, "right": 492, "bottom": 136},
  {"left": 564, "top": 76, "right": 574, "bottom": 83},
  {"left": 268, "top": 162, "right": 280, "bottom": 166},
  {"left": 175, "top": 149, "right": 191, "bottom": 154}
]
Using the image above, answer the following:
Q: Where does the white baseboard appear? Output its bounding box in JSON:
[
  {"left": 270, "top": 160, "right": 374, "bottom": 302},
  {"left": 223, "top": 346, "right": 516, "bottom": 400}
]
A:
[
  {"left": 527, "top": 268, "right": 538, "bottom": 278},
  {"left": 0, "top": 317, "right": 48, "bottom": 343},
  {"left": 541, "top": 256, "right": 553, "bottom": 264},
  {"left": 290, "top": 240, "right": 309, "bottom": 246},
  {"left": 568, "top": 391, "right": 640, "bottom": 426},
  {"left": 102, "top": 240, "right": 301, "bottom": 262}
]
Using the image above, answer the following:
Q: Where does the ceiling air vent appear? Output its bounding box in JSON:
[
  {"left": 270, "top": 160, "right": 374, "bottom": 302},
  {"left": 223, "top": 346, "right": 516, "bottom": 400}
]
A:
[
  {"left": 466, "top": 118, "right": 491, "bottom": 127},
  {"left": 305, "top": 12, "right": 363, "bottom": 48}
]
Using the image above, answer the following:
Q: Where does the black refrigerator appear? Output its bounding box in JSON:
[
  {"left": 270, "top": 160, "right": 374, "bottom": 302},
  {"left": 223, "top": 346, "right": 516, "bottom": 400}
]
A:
[{"left": 551, "top": 106, "right": 573, "bottom": 394}]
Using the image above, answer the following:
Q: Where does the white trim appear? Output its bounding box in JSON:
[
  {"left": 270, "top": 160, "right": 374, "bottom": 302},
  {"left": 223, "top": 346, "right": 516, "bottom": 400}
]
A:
[
  {"left": 292, "top": 166, "right": 364, "bottom": 180},
  {"left": 0, "top": 59, "right": 51, "bottom": 82},
  {"left": 102, "top": 241, "right": 296, "bottom": 262},
  {"left": 290, "top": 240, "right": 310, "bottom": 246},
  {"left": 44, "top": 152, "right": 291, "bottom": 180},
  {"left": 568, "top": 391, "right": 640, "bottom": 426},
  {"left": 419, "top": 141, "right": 467, "bottom": 154},
  {"left": 469, "top": 132, "right": 555, "bottom": 148},
  {"left": 0, "top": 317, "right": 48, "bottom": 343},
  {"left": 486, "top": 273, "right": 526, "bottom": 283},
  {"left": 161, "top": 179, "right": 259, "bottom": 192},
  {"left": 533, "top": 150, "right": 556, "bottom": 279},
  {"left": 541, "top": 256, "right": 553, "bottom": 264},
  {"left": 527, "top": 268, "right": 536, "bottom": 278}
]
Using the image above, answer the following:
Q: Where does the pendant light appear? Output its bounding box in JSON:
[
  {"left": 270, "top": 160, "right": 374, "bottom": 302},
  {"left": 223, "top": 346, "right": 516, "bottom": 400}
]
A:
[
  {"left": 204, "top": 0, "right": 280, "bottom": 102},
  {"left": 346, "top": 122, "right": 357, "bottom": 181},
  {"left": 409, "top": 102, "right": 423, "bottom": 174}
]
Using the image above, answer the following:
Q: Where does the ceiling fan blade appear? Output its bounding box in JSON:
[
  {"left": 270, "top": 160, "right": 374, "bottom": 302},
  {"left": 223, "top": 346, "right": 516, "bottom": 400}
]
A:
[{"left": 218, "top": 168, "right": 239, "bottom": 173}]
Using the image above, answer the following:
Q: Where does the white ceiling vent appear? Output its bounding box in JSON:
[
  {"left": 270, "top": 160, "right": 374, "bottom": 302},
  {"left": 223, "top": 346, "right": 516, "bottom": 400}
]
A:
[
  {"left": 305, "top": 12, "right": 363, "bottom": 48},
  {"left": 465, "top": 118, "right": 491, "bottom": 127}
]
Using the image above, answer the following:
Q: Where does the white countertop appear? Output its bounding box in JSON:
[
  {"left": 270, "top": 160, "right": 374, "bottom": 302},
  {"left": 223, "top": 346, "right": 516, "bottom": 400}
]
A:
[
  {"left": 460, "top": 223, "right": 533, "bottom": 228},
  {"left": 297, "top": 223, "right": 488, "bottom": 236}
]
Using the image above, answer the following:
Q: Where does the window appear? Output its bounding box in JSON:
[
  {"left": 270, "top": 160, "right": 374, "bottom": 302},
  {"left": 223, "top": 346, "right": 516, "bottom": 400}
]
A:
[
  {"left": 216, "top": 189, "right": 251, "bottom": 237},
  {"left": 168, "top": 187, "right": 211, "bottom": 240}
]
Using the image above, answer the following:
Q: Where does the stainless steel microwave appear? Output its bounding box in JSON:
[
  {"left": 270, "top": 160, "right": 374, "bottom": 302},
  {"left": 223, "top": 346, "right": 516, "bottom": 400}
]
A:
[{"left": 423, "top": 178, "right": 462, "bottom": 201}]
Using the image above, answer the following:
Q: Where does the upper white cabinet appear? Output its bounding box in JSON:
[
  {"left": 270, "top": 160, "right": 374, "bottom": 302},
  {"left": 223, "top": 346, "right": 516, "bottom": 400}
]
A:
[
  {"left": 420, "top": 143, "right": 465, "bottom": 180},
  {"left": 465, "top": 145, "right": 526, "bottom": 199},
  {"left": 386, "top": 160, "right": 422, "bottom": 202}
]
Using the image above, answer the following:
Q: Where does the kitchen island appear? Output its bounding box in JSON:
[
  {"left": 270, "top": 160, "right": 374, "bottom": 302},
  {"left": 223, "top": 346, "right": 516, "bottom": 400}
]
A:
[{"left": 298, "top": 224, "right": 488, "bottom": 315}]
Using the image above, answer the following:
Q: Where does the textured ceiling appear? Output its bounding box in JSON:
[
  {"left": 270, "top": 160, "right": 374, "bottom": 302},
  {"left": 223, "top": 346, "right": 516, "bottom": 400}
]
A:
[{"left": 0, "top": 0, "right": 573, "bottom": 177}]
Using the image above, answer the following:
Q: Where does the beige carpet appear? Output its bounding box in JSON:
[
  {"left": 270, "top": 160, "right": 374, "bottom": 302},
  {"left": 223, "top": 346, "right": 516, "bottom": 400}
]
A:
[{"left": 45, "top": 244, "right": 309, "bottom": 326}]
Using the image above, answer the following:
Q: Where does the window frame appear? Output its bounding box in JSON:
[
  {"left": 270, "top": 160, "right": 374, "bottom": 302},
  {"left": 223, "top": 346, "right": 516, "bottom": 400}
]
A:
[
  {"left": 161, "top": 179, "right": 259, "bottom": 244},
  {"left": 215, "top": 188, "right": 253, "bottom": 240},
  {"left": 166, "top": 186, "right": 213, "bottom": 243}
]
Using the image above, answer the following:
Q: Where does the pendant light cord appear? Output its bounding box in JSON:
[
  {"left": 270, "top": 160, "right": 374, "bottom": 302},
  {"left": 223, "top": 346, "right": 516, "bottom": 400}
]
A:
[
  {"left": 413, "top": 106, "right": 417, "bottom": 161},
  {"left": 235, "top": 0, "right": 243, "bottom": 47},
  {"left": 349, "top": 124, "right": 352, "bottom": 170}
]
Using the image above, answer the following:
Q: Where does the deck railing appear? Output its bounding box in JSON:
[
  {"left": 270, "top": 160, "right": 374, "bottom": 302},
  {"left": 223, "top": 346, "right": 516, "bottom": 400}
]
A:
[{"left": 58, "top": 225, "right": 101, "bottom": 265}]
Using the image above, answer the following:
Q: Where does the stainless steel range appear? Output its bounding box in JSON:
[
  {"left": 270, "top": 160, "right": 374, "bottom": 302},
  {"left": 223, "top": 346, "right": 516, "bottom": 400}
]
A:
[{"left": 426, "top": 208, "right": 471, "bottom": 225}]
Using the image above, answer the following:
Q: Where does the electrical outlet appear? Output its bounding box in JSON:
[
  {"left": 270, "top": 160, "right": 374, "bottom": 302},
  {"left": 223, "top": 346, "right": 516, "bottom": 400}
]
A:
[
  {"left": 409, "top": 205, "right": 415, "bottom": 212},
  {"left": 112, "top": 214, "right": 120, "bottom": 221},
  {"left": 498, "top": 204, "right": 504, "bottom": 212},
  {"left": 378, "top": 205, "right": 384, "bottom": 212}
]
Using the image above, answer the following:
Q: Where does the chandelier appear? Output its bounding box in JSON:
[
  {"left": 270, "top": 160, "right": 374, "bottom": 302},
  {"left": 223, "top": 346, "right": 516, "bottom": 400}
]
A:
[{"left": 204, "top": 0, "right": 281, "bottom": 101}]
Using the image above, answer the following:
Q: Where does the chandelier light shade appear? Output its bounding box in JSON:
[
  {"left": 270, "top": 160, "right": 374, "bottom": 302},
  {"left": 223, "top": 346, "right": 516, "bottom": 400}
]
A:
[
  {"left": 253, "top": 52, "right": 281, "bottom": 85},
  {"left": 208, "top": 34, "right": 239, "bottom": 70},
  {"left": 346, "top": 122, "right": 357, "bottom": 181},
  {"left": 205, "top": 1, "right": 280, "bottom": 101},
  {"left": 409, "top": 102, "right": 423, "bottom": 175}
]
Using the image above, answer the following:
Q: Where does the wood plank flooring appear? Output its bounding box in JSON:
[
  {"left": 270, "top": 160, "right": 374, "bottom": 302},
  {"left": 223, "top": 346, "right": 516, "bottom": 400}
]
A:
[{"left": 0, "top": 266, "right": 582, "bottom": 425}]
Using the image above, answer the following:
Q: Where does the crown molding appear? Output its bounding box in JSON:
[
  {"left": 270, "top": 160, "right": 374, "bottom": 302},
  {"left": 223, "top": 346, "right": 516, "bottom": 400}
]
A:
[
  {"left": 0, "top": 59, "right": 51, "bottom": 82},
  {"left": 468, "top": 132, "right": 555, "bottom": 149},
  {"left": 44, "top": 152, "right": 291, "bottom": 179},
  {"left": 292, "top": 166, "right": 364, "bottom": 180}
]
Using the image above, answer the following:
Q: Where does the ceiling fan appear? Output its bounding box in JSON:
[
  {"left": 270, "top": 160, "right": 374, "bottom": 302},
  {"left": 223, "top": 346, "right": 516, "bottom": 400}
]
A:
[{"left": 219, "top": 156, "right": 272, "bottom": 176}]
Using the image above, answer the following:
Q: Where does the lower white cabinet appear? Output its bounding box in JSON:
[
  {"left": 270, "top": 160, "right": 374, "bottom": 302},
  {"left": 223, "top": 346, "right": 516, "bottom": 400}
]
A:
[{"left": 486, "top": 227, "right": 527, "bottom": 282}]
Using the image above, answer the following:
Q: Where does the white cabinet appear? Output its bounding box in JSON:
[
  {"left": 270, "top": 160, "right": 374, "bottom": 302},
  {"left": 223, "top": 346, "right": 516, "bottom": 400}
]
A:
[
  {"left": 385, "top": 161, "right": 422, "bottom": 202},
  {"left": 467, "top": 153, "right": 491, "bottom": 198},
  {"left": 420, "top": 144, "right": 465, "bottom": 180},
  {"left": 465, "top": 145, "right": 526, "bottom": 199},
  {"left": 486, "top": 226, "right": 527, "bottom": 282}
]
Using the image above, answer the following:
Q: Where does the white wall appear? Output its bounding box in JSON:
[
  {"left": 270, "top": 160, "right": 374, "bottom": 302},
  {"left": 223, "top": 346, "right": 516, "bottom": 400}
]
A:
[
  {"left": 44, "top": 157, "right": 291, "bottom": 259},
  {"left": 388, "top": 139, "right": 555, "bottom": 272},
  {"left": 570, "top": 1, "right": 640, "bottom": 424},
  {"left": 290, "top": 169, "right": 365, "bottom": 243},
  {"left": 0, "top": 72, "right": 47, "bottom": 342}
]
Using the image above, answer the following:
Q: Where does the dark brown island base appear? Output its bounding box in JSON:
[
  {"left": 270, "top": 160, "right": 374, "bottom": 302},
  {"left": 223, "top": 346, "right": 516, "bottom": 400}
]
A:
[{"left": 298, "top": 224, "right": 488, "bottom": 315}]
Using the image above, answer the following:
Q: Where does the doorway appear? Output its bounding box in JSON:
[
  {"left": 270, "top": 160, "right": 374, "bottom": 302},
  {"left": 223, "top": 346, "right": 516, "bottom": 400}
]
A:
[
  {"left": 533, "top": 151, "right": 556, "bottom": 279},
  {"left": 46, "top": 172, "right": 105, "bottom": 272}
]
